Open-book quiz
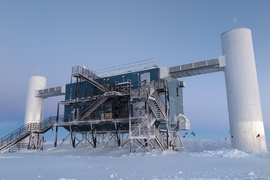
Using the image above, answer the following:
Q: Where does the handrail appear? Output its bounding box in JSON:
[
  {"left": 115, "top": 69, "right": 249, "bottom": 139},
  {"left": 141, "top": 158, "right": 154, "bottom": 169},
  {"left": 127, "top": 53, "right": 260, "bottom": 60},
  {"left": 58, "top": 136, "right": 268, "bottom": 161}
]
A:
[
  {"left": 153, "top": 127, "right": 167, "bottom": 149},
  {"left": 0, "top": 116, "right": 58, "bottom": 152},
  {"left": 58, "top": 114, "right": 73, "bottom": 123},
  {"left": 150, "top": 91, "right": 166, "bottom": 118},
  {"left": 0, "top": 123, "right": 29, "bottom": 147},
  {"left": 79, "top": 95, "right": 103, "bottom": 117},
  {"left": 95, "top": 58, "right": 161, "bottom": 77},
  {"left": 149, "top": 112, "right": 156, "bottom": 126},
  {"left": 130, "top": 113, "right": 154, "bottom": 137},
  {"left": 39, "top": 116, "right": 57, "bottom": 131},
  {"left": 78, "top": 96, "right": 109, "bottom": 121},
  {"left": 148, "top": 100, "right": 161, "bottom": 119},
  {"left": 72, "top": 66, "right": 100, "bottom": 80},
  {"left": 72, "top": 66, "right": 108, "bottom": 92}
]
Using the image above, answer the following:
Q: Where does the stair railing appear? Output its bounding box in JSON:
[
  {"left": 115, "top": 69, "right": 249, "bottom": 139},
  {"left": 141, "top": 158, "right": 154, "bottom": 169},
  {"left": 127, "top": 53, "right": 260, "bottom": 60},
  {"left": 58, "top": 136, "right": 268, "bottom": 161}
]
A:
[
  {"left": 77, "top": 95, "right": 109, "bottom": 121},
  {"left": 0, "top": 123, "right": 30, "bottom": 150},
  {"left": 0, "top": 116, "right": 57, "bottom": 152},
  {"left": 153, "top": 127, "right": 167, "bottom": 150},
  {"left": 130, "top": 113, "right": 155, "bottom": 138},
  {"left": 150, "top": 91, "right": 166, "bottom": 118},
  {"left": 72, "top": 66, "right": 109, "bottom": 92}
]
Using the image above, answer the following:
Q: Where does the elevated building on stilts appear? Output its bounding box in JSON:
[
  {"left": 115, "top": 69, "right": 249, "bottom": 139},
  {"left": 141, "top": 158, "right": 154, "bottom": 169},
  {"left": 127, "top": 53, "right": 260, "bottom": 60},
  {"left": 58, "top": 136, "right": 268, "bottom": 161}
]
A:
[{"left": 1, "top": 28, "right": 267, "bottom": 153}]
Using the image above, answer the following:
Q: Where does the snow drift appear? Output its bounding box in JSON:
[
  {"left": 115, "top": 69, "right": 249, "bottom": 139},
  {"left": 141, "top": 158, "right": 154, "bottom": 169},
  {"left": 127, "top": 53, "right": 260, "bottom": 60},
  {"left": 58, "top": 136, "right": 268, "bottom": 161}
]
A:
[{"left": 0, "top": 139, "right": 269, "bottom": 180}]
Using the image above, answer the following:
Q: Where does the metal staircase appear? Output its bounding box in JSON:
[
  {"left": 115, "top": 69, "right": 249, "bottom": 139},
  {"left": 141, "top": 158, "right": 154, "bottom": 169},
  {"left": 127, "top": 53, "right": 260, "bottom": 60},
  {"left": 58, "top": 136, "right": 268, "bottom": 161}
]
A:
[
  {"left": 148, "top": 100, "right": 164, "bottom": 120},
  {"left": 148, "top": 91, "right": 166, "bottom": 120},
  {"left": 129, "top": 112, "right": 167, "bottom": 151},
  {"left": 72, "top": 66, "right": 109, "bottom": 92},
  {"left": 0, "top": 116, "right": 57, "bottom": 153},
  {"left": 77, "top": 95, "right": 109, "bottom": 121},
  {"left": 153, "top": 128, "right": 167, "bottom": 150},
  {"left": 130, "top": 115, "right": 151, "bottom": 139},
  {"left": 71, "top": 66, "right": 111, "bottom": 121},
  {"left": 121, "top": 81, "right": 168, "bottom": 152}
]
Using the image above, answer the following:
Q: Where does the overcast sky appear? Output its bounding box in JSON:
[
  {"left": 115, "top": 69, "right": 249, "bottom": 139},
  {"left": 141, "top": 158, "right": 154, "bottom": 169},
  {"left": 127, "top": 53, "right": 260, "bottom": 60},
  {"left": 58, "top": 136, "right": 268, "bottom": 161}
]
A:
[{"left": 0, "top": 1, "right": 269, "bottom": 141}]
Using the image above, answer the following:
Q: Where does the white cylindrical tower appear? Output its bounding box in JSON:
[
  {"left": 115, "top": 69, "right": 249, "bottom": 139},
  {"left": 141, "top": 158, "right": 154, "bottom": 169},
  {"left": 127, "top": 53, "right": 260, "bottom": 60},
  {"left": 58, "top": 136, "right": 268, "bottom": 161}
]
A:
[
  {"left": 24, "top": 76, "right": 46, "bottom": 125},
  {"left": 221, "top": 28, "right": 267, "bottom": 152}
]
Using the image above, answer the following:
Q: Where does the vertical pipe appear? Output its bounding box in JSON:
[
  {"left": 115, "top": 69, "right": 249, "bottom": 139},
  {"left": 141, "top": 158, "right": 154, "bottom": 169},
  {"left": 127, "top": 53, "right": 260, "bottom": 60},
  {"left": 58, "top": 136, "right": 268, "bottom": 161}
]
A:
[
  {"left": 70, "top": 75, "right": 72, "bottom": 100},
  {"left": 165, "top": 82, "right": 171, "bottom": 149},
  {"left": 54, "top": 102, "right": 60, "bottom": 147},
  {"left": 56, "top": 102, "right": 60, "bottom": 123},
  {"left": 128, "top": 99, "right": 132, "bottom": 151},
  {"left": 54, "top": 126, "right": 58, "bottom": 147}
]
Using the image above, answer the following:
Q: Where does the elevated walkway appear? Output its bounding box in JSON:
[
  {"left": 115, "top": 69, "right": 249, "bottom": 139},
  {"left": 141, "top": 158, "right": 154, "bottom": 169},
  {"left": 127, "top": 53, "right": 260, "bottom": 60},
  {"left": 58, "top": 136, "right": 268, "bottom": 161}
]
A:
[
  {"left": 36, "top": 86, "right": 65, "bottom": 98},
  {"left": 169, "top": 56, "right": 225, "bottom": 78}
]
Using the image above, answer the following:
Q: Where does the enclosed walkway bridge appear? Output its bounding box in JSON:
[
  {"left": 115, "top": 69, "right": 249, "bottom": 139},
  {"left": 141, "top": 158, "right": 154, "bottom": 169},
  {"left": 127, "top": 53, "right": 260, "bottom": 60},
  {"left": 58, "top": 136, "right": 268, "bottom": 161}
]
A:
[{"left": 169, "top": 56, "right": 225, "bottom": 78}]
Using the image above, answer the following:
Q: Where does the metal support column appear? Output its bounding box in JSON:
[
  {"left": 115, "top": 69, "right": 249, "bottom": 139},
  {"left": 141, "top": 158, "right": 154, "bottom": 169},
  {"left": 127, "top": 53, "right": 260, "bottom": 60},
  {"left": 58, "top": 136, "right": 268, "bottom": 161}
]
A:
[
  {"left": 165, "top": 82, "right": 171, "bottom": 149},
  {"left": 54, "top": 102, "right": 60, "bottom": 147},
  {"left": 70, "top": 75, "right": 73, "bottom": 100}
]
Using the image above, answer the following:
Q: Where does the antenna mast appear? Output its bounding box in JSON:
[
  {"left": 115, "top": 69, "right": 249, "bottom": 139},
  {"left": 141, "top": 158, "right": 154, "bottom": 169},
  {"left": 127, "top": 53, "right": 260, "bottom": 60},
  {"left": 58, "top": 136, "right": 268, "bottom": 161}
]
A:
[{"left": 234, "top": 18, "right": 237, "bottom": 28}]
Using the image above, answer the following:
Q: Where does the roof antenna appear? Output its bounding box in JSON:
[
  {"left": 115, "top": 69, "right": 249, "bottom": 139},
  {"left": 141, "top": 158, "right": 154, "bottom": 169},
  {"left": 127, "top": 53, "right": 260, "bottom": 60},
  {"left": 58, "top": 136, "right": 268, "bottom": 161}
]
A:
[{"left": 234, "top": 18, "right": 237, "bottom": 28}]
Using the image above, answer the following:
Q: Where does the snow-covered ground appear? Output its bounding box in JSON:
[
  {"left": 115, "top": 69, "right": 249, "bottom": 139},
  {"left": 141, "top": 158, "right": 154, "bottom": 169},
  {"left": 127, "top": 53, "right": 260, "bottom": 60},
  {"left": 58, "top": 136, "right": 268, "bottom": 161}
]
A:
[{"left": 1, "top": 139, "right": 270, "bottom": 180}]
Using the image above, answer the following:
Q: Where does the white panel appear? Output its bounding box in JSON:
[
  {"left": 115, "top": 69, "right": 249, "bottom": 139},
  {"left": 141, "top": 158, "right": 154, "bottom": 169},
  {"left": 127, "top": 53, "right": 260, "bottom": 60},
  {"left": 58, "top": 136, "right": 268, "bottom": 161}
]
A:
[
  {"left": 24, "top": 76, "right": 46, "bottom": 124},
  {"left": 218, "top": 55, "right": 226, "bottom": 68},
  {"left": 61, "top": 85, "right": 66, "bottom": 93},
  {"left": 221, "top": 28, "right": 267, "bottom": 152},
  {"left": 140, "top": 72, "right": 150, "bottom": 85},
  {"left": 159, "top": 67, "right": 169, "bottom": 79}
]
